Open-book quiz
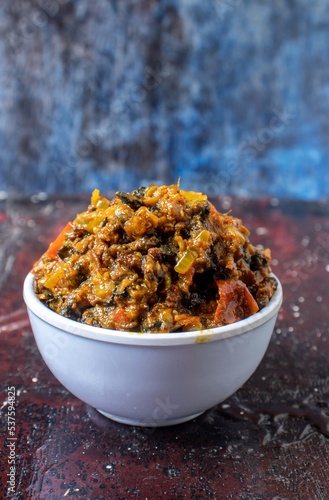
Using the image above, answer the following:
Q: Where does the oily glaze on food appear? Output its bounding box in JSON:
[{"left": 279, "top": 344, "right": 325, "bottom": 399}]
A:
[{"left": 32, "top": 185, "right": 277, "bottom": 333}]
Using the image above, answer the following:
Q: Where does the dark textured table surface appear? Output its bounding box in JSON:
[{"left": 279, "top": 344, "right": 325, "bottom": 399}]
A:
[{"left": 0, "top": 194, "right": 328, "bottom": 499}]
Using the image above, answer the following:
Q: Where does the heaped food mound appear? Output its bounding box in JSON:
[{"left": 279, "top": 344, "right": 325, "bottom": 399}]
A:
[{"left": 32, "top": 184, "right": 277, "bottom": 333}]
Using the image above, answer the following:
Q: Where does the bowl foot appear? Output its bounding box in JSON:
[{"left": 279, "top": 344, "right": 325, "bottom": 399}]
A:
[{"left": 97, "top": 409, "right": 205, "bottom": 427}]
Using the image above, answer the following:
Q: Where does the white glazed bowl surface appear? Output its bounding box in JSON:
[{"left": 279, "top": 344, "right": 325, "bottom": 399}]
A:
[{"left": 23, "top": 272, "right": 282, "bottom": 427}]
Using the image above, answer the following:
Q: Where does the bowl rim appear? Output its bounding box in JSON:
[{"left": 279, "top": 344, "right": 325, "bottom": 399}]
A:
[{"left": 23, "top": 272, "right": 282, "bottom": 346}]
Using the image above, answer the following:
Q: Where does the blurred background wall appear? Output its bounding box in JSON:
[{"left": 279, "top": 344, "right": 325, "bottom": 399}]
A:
[{"left": 0, "top": 0, "right": 328, "bottom": 199}]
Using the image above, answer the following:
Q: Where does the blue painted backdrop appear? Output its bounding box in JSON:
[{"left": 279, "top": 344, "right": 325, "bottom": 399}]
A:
[{"left": 0, "top": 0, "right": 328, "bottom": 199}]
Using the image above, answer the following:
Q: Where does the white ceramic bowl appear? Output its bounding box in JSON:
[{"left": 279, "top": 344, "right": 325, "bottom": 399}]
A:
[{"left": 23, "top": 272, "right": 282, "bottom": 427}]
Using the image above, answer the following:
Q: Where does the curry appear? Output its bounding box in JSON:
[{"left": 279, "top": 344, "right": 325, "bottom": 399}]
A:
[{"left": 32, "top": 184, "right": 277, "bottom": 333}]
